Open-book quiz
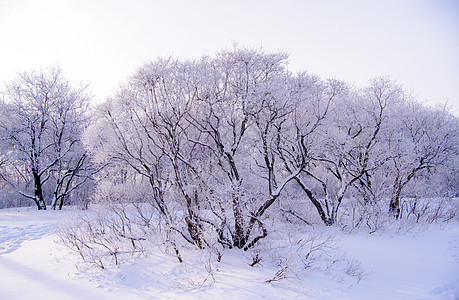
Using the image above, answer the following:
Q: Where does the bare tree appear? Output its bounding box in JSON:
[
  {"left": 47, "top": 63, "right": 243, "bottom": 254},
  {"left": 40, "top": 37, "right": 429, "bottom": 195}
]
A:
[
  {"left": 85, "top": 48, "right": 308, "bottom": 250},
  {"left": 387, "top": 102, "right": 458, "bottom": 218},
  {"left": 0, "top": 67, "right": 91, "bottom": 210},
  {"left": 276, "top": 77, "right": 403, "bottom": 225}
]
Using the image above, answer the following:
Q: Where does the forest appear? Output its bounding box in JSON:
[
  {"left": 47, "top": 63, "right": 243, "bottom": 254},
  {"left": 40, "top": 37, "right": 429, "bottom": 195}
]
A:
[{"left": 0, "top": 47, "right": 457, "bottom": 266}]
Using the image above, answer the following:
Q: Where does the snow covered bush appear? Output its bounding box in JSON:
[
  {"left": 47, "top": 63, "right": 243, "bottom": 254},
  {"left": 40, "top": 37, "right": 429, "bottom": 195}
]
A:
[
  {"left": 58, "top": 206, "right": 150, "bottom": 269},
  {"left": 239, "top": 216, "right": 366, "bottom": 285},
  {"left": 337, "top": 196, "right": 458, "bottom": 234}
]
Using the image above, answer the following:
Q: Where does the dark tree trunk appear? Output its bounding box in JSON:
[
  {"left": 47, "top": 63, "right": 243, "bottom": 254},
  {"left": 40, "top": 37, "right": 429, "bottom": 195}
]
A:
[
  {"left": 294, "top": 178, "right": 333, "bottom": 226},
  {"left": 32, "top": 169, "right": 46, "bottom": 210},
  {"left": 389, "top": 171, "right": 416, "bottom": 220},
  {"left": 389, "top": 167, "right": 422, "bottom": 219},
  {"left": 389, "top": 182, "right": 403, "bottom": 219},
  {"left": 58, "top": 196, "right": 65, "bottom": 210}
]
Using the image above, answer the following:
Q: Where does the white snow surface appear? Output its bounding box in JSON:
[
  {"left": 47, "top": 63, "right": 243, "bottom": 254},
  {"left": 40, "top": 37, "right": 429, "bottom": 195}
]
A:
[{"left": 0, "top": 207, "right": 458, "bottom": 300}]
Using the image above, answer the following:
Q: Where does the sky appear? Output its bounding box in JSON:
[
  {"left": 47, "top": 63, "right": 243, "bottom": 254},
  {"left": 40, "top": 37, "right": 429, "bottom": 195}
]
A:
[{"left": 0, "top": 0, "right": 458, "bottom": 113}]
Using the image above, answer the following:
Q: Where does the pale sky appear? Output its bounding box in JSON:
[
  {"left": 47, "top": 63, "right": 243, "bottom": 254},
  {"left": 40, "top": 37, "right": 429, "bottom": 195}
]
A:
[{"left": 1, "top": 0, "right": 458, "bottom": 113}]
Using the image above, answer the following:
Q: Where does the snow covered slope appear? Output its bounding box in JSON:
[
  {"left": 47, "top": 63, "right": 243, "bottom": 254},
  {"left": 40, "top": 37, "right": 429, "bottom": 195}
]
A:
[{"left": 0, "top": 207, "right": 458, "bottom": 299}]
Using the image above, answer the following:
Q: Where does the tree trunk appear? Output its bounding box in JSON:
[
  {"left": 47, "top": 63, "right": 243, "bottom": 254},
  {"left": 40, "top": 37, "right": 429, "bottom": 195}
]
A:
[
  {"left": 51, "top": 194, "right": 57, "bottom": 210},
  {"left": 32, "top": 169, "right": 46, "bottom": 210},
  {"left": 389, "top": 167, "right": 421, "bottom": 219},
  {"left": 58, "top": 196, "right": 65, "bottom": 210},
  {"left": 232, "top": 183, "right": 246, "bottom": 248},
  {"left": 51, "top": 193, "right": 65, "bottom": 210},
  {"left": 294, "top": 178, "right": 333, "bottom": 226},
  {"left": 389, "top": 183, "right": 403, "bottom": 219}
]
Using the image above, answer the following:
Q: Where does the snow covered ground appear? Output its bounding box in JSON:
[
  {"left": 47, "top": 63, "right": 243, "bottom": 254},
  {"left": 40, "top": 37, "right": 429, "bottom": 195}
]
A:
[{"left": 0, "top": 207, "right": 458, "bottom": 299}]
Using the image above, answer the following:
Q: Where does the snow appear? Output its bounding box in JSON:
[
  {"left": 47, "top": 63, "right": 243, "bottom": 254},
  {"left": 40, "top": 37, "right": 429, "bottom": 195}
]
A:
[
  {"left": 340, "top": 230, "right": 459, "bottom": 299},
  {"left": 0, "top": 207, "right": 458, "bottom": 299}
]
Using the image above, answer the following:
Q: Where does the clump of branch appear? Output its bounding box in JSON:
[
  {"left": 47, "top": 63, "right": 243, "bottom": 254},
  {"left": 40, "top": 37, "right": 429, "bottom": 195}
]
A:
[{"left": 57, "top": 208, "right": 148, "bottom": 269}]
